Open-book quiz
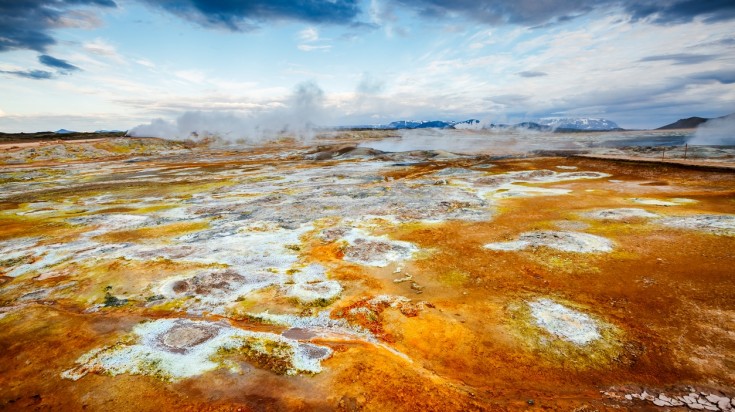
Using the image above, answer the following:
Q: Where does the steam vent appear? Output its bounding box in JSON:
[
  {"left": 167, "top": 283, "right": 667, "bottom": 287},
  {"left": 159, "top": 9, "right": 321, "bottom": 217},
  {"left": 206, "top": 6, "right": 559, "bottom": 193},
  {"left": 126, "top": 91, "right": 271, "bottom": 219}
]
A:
[{"left": 1, "top": 130, "right": 734, "bottom": 411}]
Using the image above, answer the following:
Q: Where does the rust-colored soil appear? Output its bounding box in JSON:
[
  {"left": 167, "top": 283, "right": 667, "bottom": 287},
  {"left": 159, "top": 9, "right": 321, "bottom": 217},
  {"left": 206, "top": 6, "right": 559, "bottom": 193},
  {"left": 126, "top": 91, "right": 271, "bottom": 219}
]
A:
[{"left": 0, "top": 140, "right": 733, "bottom": 411}]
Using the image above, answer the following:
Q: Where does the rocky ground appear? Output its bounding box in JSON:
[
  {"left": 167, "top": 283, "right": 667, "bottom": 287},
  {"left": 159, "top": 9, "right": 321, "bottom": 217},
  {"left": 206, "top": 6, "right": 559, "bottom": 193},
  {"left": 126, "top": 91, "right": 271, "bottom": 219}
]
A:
[{"left": 0, "top": 131, "right": 733, "bottom": 411}]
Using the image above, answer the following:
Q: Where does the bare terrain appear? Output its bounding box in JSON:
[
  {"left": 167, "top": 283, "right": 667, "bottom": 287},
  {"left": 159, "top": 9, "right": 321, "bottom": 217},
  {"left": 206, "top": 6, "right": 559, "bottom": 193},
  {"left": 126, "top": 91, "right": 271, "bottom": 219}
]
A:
[{"left": 0, "top": 130, "right": 733, "bottom": 411}]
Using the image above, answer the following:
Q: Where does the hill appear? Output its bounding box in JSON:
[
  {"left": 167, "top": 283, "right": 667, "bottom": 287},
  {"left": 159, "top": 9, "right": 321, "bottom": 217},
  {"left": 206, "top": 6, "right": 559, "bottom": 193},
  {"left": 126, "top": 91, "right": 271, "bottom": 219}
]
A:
[{"left": 656, "top": 117, "right": 710, "bottom": 130}]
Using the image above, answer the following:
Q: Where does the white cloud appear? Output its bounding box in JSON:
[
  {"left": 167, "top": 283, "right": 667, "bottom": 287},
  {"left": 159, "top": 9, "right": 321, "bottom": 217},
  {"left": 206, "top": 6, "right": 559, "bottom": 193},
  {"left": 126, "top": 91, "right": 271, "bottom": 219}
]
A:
[
  {"left": 135, "top": 59, "right": 155, "bottom": 69},
  {"left": 83, "top": 38, "right": 126, "bottom": 64},
  {"left": 297, "top": 26, "right": 332, "bottom": 52},
  {"left": 174, "top": 70, "right": 206, "bottom": 83},
  {"left": 297, "top": 44, "right": 332, "bottom": 52},
  {"left": 298, "top": 27, "right": 320, "bottom": 42},
  {"left": 55, "top": 10, "right": 104, "bottom": 29}
]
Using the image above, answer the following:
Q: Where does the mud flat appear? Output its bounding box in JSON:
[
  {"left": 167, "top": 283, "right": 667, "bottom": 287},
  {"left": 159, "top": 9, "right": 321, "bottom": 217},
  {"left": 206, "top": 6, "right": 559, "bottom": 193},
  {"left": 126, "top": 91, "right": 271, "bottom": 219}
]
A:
[{"left": 1, "top": 135, "right": 734, "bottom": 411}]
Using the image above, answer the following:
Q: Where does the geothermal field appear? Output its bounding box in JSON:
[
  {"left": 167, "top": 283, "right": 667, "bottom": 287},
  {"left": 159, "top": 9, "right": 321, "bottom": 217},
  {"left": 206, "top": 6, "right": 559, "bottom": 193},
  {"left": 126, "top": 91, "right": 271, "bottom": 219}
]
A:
[{"left": 1, "top": 130, "right": 734, "bottom": 411}]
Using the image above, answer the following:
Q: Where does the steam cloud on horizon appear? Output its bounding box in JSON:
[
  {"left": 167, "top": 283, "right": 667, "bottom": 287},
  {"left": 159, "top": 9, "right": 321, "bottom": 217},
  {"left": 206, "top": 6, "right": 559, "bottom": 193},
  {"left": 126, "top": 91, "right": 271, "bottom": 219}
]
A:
[
  {"left": 128, "top": 81, "right": 330, "bottom": 143},
  {"left": 689, "top": 115, "right": 735, "bottom": 145}
]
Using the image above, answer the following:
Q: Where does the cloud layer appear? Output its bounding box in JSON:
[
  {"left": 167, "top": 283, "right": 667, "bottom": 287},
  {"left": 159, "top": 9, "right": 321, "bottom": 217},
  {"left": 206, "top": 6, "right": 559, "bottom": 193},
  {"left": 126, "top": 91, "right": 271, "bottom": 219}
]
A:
[
  {"left": 137, "top": 0, "right": 362, "bottom": 31},
  {"left": 0, "top": 0, "right": 116, "bottom": 52},
  {"left": 0, "top": 0, "right": 733, "bottom": 132},
  {"left": 5, "top": 0, "right": 735, "bottom": 55},
  {"left": 39, "top": 54, "right": 80, "bottom": 72}
]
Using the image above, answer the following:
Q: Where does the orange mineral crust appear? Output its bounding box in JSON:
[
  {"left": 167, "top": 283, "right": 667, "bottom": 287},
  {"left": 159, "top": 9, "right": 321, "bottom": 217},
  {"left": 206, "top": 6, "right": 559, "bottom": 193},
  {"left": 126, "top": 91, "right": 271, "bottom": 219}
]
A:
[{"left": 1, "top": 138, "right": 734, "bottom": 411}]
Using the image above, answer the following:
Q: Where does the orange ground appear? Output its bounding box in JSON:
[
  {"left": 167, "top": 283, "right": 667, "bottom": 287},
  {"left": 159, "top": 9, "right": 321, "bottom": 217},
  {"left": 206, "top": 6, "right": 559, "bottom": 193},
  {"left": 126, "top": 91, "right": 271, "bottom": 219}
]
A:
[{"left": 0, "top": 142, "right": 733, "bottom": 411}]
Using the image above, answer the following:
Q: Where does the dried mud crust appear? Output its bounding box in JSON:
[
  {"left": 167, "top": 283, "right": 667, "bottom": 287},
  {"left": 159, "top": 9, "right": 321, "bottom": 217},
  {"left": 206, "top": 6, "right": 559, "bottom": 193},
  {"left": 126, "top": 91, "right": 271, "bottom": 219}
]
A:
[
  {"left": 485, "top": 230, "right": 614, "bottom": 253},
  {"left": 61, "top": 318, "right": 334, "bottom": 381},
  {"left": 170, "top": 269, "right": 247, "bottom": 297},
  {"left": 156, "top": 321, "right": 219, "bottom": 354}
]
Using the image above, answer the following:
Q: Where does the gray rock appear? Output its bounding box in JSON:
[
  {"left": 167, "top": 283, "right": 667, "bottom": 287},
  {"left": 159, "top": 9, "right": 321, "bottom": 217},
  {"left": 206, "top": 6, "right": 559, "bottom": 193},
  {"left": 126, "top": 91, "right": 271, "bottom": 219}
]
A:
[
  {"left": 684, "top": 395, "right": 698, "bottom": 404},
  {"left": 707, "top": 395, "right": 721, "bottom": 404}
]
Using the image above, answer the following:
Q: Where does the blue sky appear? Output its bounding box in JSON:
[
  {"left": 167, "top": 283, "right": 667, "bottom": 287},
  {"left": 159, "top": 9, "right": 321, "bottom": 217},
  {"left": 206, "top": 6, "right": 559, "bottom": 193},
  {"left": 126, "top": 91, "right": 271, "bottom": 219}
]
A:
[{"left": 0, "top": 0, "right": 734, "bottom": 132}]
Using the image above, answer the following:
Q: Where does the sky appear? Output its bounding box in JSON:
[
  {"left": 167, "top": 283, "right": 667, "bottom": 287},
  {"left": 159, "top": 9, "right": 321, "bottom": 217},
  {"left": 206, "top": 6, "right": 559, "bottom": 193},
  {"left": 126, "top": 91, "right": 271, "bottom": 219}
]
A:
[{"left": 0, "top": 0, "right": 734, "bottom": 133}]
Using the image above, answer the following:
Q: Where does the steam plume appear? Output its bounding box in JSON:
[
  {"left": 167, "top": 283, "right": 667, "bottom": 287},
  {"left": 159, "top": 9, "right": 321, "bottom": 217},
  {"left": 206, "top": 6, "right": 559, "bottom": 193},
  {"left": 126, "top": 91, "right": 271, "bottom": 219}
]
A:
[
  {"left": 689, "top": 114, "right": 735, "bottom": 145},
  {"left": 128, "top": 81, "right": 329, "bottom": 143}
]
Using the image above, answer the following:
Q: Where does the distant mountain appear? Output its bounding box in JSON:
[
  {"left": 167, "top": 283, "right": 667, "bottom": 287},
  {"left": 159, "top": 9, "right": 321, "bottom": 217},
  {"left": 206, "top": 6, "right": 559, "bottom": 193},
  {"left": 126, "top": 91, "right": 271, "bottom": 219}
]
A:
[
  {"left": 388, "top": 120, "right": 452, "bottom": 129},
  {"left": 55, "top": 129, "right": 77, "bottom": 134},
  {"left": 513, "top": 122, "right": 552, "bottom": 131},
  {"left": 339, "top": 117, "right": 623, "bottom": 132},
  {"left": 95, "top": 129, "right": 125, "bottom": 133},
  {"left": 386, "top": 119, "right": 481, "bottom": 129},
  {"left": 487, "top": 119, "right": 622, "bottom": 132},
  {"left": 656, "top": 116, "right": 711, "bottom": 130},
  {"left": 452, "top": 119, "right": 482, "bottom": 129},
  {"left": 538, "top": 117, "right": 621, "bottom": 131}
]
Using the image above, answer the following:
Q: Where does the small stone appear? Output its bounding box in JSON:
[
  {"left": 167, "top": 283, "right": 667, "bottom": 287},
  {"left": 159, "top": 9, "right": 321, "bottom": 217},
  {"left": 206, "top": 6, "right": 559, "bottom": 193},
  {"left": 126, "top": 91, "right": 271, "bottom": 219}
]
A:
[
  {"left": 684, "top": 395, "right": 697, "bottom": 404},
  {"left": 625, "top": 394, "right": 633, "bottom": 400},
  {"left": 393, "top": 274, "right": 413, "bottom": 283},
  {"left": 527, "top": 399, "right": 534, "bottom": 406},
  {"left": 660, "top": 394, "right": 672, "bottom": 402},
  {"left": 718, "top": 399, "right": 731, "bottom": 410},
  {"left": 703, "top": 406, "right": 718, "bottom": 411},
  {"left": 654, "top": 399, "right": 671, "bottom": 407},
  {"left": 687, "top": 404, "right": 704, "bottom": 410},
  {"left": 707, "top": 395, "right": 721, "bottom": 404}
]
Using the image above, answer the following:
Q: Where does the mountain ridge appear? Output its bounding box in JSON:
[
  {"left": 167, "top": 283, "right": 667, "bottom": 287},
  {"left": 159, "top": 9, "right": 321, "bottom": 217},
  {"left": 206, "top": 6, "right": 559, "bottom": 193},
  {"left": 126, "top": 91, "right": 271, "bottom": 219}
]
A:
[{"left": 655, "top": 113, "right": 735, "bottom": 130}]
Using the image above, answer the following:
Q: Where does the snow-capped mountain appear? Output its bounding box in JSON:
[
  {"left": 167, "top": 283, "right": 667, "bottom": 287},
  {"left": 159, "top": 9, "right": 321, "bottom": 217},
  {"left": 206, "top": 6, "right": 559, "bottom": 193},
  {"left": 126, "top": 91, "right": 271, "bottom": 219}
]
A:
[
  {"left": 387, "top": 119, "right": 481, "bottom": 129},
  {"left": 452, "top": 119, "right": 482, "bottom": 130},
  {"left": 537, "top": 117, "right": 620, "bottom": 131}
]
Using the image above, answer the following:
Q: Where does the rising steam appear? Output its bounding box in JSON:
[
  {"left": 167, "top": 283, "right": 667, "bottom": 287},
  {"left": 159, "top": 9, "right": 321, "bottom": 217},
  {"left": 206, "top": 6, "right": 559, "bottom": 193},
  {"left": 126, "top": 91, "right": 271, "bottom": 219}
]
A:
[
  {"left": 689, "top": 114, "right": 735, "bottom": 145},
  {"left": 128, "top": 81, "right": 329, "bottom": 143}
]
